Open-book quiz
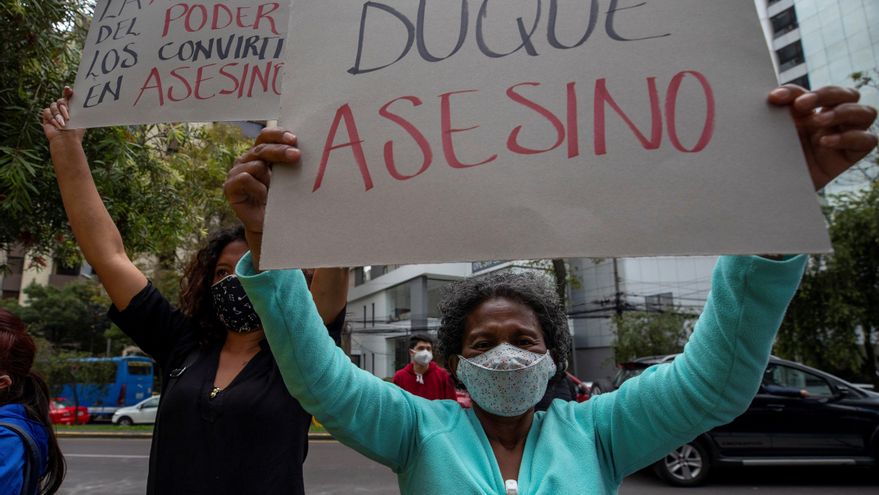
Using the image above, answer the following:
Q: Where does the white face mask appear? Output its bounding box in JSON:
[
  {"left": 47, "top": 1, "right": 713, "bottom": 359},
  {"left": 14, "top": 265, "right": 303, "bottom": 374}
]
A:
[
  {"left": 413, "top": 349, "right": 433, "bottom": 366},
  {"left": 455, "top": 343, "right": 557, "bottom": 417}
]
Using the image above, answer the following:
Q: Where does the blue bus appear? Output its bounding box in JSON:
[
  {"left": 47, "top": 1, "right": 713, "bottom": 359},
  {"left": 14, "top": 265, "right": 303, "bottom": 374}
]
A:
[{"left": 57, "top": 356, "right": 155, "bottom": 421}]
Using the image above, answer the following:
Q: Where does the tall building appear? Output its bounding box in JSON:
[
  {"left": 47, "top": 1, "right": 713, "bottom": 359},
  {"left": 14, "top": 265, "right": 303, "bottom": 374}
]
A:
[
  {"left": 755, "top": 0, "right": 879, "bottom": 191},
  {"left": 755, "top": 0, "right": 879, "bottom": 94}
]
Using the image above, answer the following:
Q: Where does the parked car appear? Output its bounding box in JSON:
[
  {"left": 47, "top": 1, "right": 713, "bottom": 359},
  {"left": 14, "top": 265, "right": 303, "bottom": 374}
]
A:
[
  {"left": 607, "top": 354, "right": 879, "bottom": 486},
  {"left": 49, "top": 397, "right": 90, "bottom": 425},
  {"left": 112, "top": 395, "right": 160, "bottom": 425},
  {"left": 590, "top": 354, "right": 677, "bottom": 396}
]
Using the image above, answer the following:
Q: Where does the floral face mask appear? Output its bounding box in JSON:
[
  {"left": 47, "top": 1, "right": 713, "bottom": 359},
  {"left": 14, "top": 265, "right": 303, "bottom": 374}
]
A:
[{"left": 455, "top": 343, "right": 556, "bottom": 416}]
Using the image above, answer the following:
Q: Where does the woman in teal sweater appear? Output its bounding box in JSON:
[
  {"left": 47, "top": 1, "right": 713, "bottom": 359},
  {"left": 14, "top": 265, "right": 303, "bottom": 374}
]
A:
[{"left": 223, "top": 85, "right": 876, "bottom": 494}]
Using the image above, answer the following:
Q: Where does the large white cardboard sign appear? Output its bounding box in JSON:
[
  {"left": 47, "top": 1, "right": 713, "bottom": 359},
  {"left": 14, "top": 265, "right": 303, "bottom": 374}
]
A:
[
  {"left": 69, "top": 0, "right": 287, "bottom": 127},
  {"left": 263, "top": 0, "right": 831, "bottom": 268}
]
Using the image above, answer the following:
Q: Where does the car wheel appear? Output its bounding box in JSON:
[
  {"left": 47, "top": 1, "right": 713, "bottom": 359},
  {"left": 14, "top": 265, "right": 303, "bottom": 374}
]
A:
[
  {"left": 117, "top": 416, "right": 133, "bottom": 426},
  {"left": 654, "top": 441, "right": 711, "bottom": 487}
]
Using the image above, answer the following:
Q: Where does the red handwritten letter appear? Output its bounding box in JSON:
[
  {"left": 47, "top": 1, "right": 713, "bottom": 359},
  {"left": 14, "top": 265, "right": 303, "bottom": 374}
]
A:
[
  {"left": 593, "top": 77, "right": 662, "bottom": 156},
  {"left": 506, "top": 82, "right": 566, "bottom": 156},
  {"left": 314, "top": 104, "right": 374, "bottom": 192},
  {"left": 665, "top": 71, "right": 715, "bottom": 153},
  {"left": 379, "top": 96, "right": 433, "bottom": 181},
  {"left": 440, "top": 89, "right": 497, "bottom": 168}
]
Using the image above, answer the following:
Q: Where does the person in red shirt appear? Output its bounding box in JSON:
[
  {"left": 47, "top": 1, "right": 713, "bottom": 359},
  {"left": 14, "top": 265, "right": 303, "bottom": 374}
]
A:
[{"left": 392, "top": 335, "right": 456, "bottom": 401}]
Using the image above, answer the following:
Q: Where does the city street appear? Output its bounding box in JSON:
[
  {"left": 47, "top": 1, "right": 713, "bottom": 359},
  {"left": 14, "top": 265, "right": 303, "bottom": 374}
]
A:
[{"left": 58, "top": 438, "right": 879, "bottom": 494}]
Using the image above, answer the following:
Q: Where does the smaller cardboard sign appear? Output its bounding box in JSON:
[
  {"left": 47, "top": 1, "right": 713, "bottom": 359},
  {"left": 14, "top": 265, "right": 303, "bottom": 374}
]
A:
[{"left": 68, "top": 0, "right": 287, "bottom": 128}]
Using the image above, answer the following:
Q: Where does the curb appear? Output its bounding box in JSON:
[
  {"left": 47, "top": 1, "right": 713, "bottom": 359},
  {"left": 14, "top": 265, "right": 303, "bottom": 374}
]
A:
[{"left": 56, "top": 431, "right": 335, "bottom": 441}]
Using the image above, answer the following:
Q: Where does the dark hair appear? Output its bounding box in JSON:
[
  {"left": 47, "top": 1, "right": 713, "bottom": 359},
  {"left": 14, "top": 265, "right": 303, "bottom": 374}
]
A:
[
  {"left": 178, "top": 225, "right": 247, "bottom": 344},
  {"left": 437, "top": 271, "right": 571, "bottom": 382},
  {"left": 0, "top": 309, "right": 65, "bottom": 494},
  {"left": 408, "top": 334, "right": 434, "bottom": 350}
]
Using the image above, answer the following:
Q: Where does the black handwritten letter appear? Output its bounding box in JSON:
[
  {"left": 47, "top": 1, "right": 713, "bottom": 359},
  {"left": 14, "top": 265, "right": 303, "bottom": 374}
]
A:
[
  {"left": 348, "top": 2, "right": 415, "bottom": 75},
  {"left": 416, "top": 0, "right": 468, "bottom": 62},
  {"left": 605, "top": 0, "right": 670, "bottom": 42},
  {"left": 476, "top": 0, "right": 542, "bottom": 58},
  {"left": 547, "top": 0, "right": 598, "bottom": 49}
]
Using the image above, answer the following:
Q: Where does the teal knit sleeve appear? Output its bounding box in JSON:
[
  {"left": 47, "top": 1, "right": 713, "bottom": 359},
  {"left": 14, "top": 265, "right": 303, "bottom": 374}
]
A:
[
  {"left": 235, "top": 252, "right": 418, "bottom": 472},
  {"left": 590, "top": 255, "right": 806, "bottom": 482}
]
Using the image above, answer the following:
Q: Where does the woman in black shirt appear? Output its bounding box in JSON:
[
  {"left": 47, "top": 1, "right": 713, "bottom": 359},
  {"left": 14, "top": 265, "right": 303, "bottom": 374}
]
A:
[{"left": 42, "top": 88, "right": 348, "bottom": 494}]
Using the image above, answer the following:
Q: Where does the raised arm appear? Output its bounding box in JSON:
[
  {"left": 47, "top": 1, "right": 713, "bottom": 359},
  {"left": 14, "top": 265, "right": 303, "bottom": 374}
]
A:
[
  {"left": 224, "top": 128, "right": 429, "bottom": 470},
  {"left": 224, "top": 128, "right": 349, "bottom": 323},
  {"left": 590, "top": 254, "right": 806, "bottom": 481},
  {"left": 235, "top": 254, "right": 423, "bottom": 471},
  {"left": 591, "top": 85, "right": 876, "bottom": 482},
  {"left": 41, "top": 88, "right": 147, "bottom": 310}
]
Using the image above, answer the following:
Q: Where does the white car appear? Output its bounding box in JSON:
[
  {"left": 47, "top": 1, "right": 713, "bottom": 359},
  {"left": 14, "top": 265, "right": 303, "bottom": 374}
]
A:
[{"left": 112, "top": 395, "right": 160, "bottom": 425}]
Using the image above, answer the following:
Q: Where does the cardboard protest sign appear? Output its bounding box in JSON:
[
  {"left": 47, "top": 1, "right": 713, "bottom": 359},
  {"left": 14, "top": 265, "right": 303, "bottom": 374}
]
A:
[
  {"left": 261, "top": 0, "right": 832, "bottom": 268},
  {"left": 68, "top": 0, "right": 287, "bottom": 127}
]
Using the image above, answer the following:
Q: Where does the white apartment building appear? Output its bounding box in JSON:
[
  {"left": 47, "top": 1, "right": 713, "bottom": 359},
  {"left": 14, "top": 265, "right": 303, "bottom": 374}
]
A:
[{"left": 755, "top": 0, "right": 879, "bottom": 193}]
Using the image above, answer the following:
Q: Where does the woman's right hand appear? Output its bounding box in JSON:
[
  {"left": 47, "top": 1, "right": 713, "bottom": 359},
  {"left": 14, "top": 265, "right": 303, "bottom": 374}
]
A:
[
  {"left": 224, "top": 128, "right": 300, "bottom": 269},
  {"left": 41, "top": 87, "right": 85, "bottom": 144}
]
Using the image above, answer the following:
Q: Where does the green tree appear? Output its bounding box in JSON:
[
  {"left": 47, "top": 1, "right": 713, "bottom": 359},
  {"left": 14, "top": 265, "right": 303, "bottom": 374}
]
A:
[
  {"left": 1, "top": 1, "right": 247, "bottom": 272},
  {"left": 612, "top": 310, "right": 693, "bottom": 363},
  {"left": 775, "top": 181, "right": 879, "bottom": 387},
  {"left": 14, "top": 280, "right": 116, "bottom": 353}
]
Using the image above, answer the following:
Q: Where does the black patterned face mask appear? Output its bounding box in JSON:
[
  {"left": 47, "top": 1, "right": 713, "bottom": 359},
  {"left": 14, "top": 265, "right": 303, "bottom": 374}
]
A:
[{"left": 210, "top": 275, "right": 262, "bottom": 333}]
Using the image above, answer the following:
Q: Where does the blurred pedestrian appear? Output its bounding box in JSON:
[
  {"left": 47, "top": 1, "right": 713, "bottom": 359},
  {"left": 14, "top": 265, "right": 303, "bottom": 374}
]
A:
[{"left": 393, "top": 335, "right": 457, "bottom": 401}]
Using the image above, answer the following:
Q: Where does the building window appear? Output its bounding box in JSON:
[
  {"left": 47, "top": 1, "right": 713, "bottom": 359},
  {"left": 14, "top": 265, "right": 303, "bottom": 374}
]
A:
[
  {"left": 770, "top": 7, "right": 798, "bottom": 38},
  {"left": 783, "top": 74, "right": 810, "bottom": 89},
  {"left": 54, "top": 260, "right": 80, "bottom": 276},
  {"left": 776, "top": 41, "right": 805, "bottom": 73},
  {"left": 387, "top": 283, "right": 411, "bottom": 321},
  {"left": 393, "top": 337, "right": 410, "bottom": 373},
  {"left": 426, "top": 278, "right": 455, "bottom": 318},
  {"left": 4, "top": 254, "right": 24, "bottom": 275}
]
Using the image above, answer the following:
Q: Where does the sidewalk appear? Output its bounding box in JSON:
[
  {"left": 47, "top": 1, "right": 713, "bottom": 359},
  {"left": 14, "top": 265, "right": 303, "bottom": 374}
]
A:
[{"left": 56, "top": 430, "right": 334, "bottom": 440}]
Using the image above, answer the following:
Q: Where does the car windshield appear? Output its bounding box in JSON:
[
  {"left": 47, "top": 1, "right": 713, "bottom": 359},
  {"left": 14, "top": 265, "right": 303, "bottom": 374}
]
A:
[
  {"left": 613, "top": 368, "right": 646, "bottom": 388},
  {"left": 53, "top": 398, "right": 71, "bottom": 408}
]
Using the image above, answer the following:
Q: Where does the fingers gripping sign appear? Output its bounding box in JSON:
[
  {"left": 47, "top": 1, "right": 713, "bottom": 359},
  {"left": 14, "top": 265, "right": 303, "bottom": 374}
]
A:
[
  {"left": 42, "top": 86, "right": 85, "bottom": 143},
  {"left": 224, "top": 128, "right": 300, "bottom": 269},
  {"left": 768, "top": 85, "right": 878, "bottom": 191}
]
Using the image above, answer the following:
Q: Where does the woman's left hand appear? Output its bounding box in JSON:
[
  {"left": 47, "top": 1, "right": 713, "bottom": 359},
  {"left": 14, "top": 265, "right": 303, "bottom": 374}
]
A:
[{"left": 768, "top": 85, "right": 877, "bottom": 191}]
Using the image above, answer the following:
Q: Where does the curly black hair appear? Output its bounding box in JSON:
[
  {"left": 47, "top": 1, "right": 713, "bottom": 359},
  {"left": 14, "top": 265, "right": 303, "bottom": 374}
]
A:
[
  {"left": 436, "top": 271, "right": 571, "bottom": 383},
  {"left": 178, "top": 225, "right": 247, "bottom": 345}
]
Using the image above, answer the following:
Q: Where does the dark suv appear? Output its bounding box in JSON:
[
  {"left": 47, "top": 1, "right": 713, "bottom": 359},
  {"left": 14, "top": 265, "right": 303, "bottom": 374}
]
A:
[{"left": 600, "top": 355, "right": 879, "bottom": 486}]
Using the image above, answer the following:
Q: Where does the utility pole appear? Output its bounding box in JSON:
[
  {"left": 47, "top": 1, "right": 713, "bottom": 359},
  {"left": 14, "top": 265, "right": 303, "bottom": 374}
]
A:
[{"left": 612, "top": 258, "right": 623, "bottom": 317}]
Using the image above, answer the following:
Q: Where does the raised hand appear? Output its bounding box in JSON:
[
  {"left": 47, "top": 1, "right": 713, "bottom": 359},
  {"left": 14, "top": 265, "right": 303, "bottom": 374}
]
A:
[
  {"left": 41, "top": 87, "right": 85, "bottom": 143},
  {"left": 768, "top": 85, "right": 877, "bottom": 191},
  {"left": 224, "top": 128, "right": 300, "bottom": 269}
]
